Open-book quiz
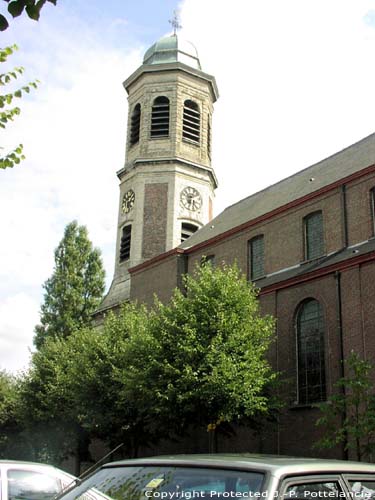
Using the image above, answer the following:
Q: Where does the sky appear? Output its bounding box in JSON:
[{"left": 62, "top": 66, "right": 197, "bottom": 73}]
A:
[{"left": 1, "top": 0, "right": 375, "bottom": 373}]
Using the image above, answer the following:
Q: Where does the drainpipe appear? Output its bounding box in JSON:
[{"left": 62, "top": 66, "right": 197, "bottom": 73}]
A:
[{"left": 335, "top": 270, "right": 348, "bottom": 459}]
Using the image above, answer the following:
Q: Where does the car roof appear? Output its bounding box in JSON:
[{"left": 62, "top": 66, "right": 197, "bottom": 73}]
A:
[
  {"left": 0, "top": 460, "right": 75, "bottom": 479},
  {"left": 0, "top": 460, "right": 56, "bottom": 467},
  {"left": 104, "top": 454, "right": 375, "bottom": 478}
]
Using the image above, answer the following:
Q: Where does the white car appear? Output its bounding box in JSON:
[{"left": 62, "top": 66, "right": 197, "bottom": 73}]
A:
[{"left": 0, "top": 460, "right": 76, "bottom": 499}]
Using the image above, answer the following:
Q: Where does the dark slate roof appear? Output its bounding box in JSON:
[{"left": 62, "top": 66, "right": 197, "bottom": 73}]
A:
[
  {"left": 255, "top": 238, "right": 375, "bottom": 290},
  {"left": 180, "top": 133, "right": 375, "bottom": 249}
]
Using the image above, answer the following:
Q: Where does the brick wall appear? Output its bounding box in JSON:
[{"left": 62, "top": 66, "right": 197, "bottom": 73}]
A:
[
  {"left": 129, "top": 167, "right": 375, "bottom": 458},
  {"left": 142, "top": 183, "right": 168, "bottom": 260},
  {"left": 131, "top": 253, "right": 182, "bottom": 306}
]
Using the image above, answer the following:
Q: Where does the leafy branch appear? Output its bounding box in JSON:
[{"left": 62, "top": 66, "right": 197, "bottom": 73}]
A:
[
  {"left": 0, "top": 44, "right": 39, "bottom": 169},
  {"left": 0, "top": 0, "right": 57, "bottom": 31}
]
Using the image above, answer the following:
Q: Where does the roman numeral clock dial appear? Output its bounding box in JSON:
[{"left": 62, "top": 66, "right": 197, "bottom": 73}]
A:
[
  {"left": 122, "top": 189, "right": 135, "bottom": 214},
  {"left": 180, "top": 186, "right": 202, "bottom": 212}
]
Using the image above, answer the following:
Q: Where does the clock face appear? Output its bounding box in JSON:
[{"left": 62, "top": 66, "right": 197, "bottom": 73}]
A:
[
  {"left": 180, "top": 186, "right": 202, "bottom": 212},
  {"left": 122, "top": 189, "right": 135, "bottom": 214}
]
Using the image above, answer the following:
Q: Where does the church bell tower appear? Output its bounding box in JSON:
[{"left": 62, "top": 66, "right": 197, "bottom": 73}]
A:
[{"left": 98, "top": 32, "right": 219, "bottom": 313}]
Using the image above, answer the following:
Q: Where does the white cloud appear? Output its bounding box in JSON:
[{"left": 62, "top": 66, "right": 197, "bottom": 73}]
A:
[{"left": 0, "top": 293, "right": 39, "bottom": 373}]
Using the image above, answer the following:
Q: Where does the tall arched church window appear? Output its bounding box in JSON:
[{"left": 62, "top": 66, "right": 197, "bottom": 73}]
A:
[
  {"left": 304, "top": 211, "right": 324, "bottom": 260},
  {"left": 370, "top": 188, "right": 375, "bottom": 236},
  {"left": 183, "top": 100, "right": 200, "bottom": 143},
  {"left": 119, "top": 225, "right": 131, "bottom": 262},
  {"left": 248, "top": 235, "right": 265, "bottom": 280},
  {"left": 181, "top": 222, "right": 199, "bottom": 242},
  {"left": 130, "top": 103, "right": 141, "bottom": 145},
  {"left": 151, "top": 96, "right": 170, "bottom": 137},
  {"left": 296, "top": 299, "right": 326, "bottom": 405}
]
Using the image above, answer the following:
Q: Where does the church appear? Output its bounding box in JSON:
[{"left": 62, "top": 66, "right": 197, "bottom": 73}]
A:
[{"left": 94, "top": 32, "right": 375, "bottom": 458}]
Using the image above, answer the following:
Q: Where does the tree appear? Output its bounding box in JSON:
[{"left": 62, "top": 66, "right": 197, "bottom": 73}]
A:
[
  {"left": 114, "top": 262, "right": 278, "bottom": 452},
  {"left": 23, "top": 263, "right": 277, "bottom": 461},
  {"left": 20, "top": 305, "right": 153, "bottom": 464},
  {"left": 0, "top": 0, "right": 57, "bottom": 31},
  {"left": 314, "top": 351, "right": 375, "bottom": 461},
  {"left": 1, "top": 45, "right": 38, "bottom": 169},
  {"left": 60, "top": 305, "right": 157, "bottom": 459},
  {"left": 18, "top": 337, "right": 91, "bottom": 468},
  {"left": 0, "top": 370, "right": 20, "bottom": 457},
  {"left": 34, "top": 220, "right": 105, "bottom": 349}
]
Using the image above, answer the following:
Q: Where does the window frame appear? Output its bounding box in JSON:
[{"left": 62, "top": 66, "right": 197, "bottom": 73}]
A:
[
  {"left": 295, "top": 298, "right": 326, "bottom": 406},
  {"left": 248, "top": 235, "right": 265, "bottom": 281},
  {"left": 119, "top": 225, "right": 132, "bottom": 262},
  {"left": 201, "top": 254, "right": 215, "bottom": 266},
  {"left": 150, "top": 96, "right": 170, "bottom": 138},
  {"left": 303, "top": 210, "right": 324, "bottom": 261},
  {"left": 278, "top": 474, "right": 349, "bottom": 500},
  {"left": 6, "top": 468, "right": 62, "bottom": 498},
  {"left": 129, "top": 103, "right": 141, "bottom": 146},
  {"left": 182, "top": 99, "right": 201, "bottom": 144},
  {"left": 181, "top": 222, "right": 199, "bottom": 243}
]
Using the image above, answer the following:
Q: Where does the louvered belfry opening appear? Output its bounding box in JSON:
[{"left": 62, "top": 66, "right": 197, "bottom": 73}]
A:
[
  {"left": 119, "top": 225, "right": 131, "bottom": 262},
  {"left": 183, "top": 100, "right": 200, "bottom": 143},
  {"left": 181, "top": 222, "right": 199, "bottom": 242},
  {"left": 151, "top": 96, "right": 170, "bottom": 137},
  {"left": 130, "top": 103, "right": 141, "bottom": 145}
]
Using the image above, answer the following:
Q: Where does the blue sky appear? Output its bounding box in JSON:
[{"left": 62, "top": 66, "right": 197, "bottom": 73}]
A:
[{"left": 1, "top": 0, "right": 375, "bottom": 373}]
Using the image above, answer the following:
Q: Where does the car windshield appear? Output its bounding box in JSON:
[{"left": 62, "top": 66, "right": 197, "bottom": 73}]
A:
[{"left": 56, "top": 465, "right": 265, "bottom": 500}]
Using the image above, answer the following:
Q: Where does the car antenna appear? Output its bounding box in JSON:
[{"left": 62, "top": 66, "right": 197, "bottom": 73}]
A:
[
  {"left": 79, "top": 442, "right": 124, "bottom": 481},
  {"left": 54, "top": 442, "right": 124, "bottom": 499}
]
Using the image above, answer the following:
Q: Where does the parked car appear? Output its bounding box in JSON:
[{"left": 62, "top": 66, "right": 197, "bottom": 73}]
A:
[
  {"left": 55, "top": 454, "right": 375, "bottom": 500},
  {"left": 0, "top": 460, "right": 76, "bottom": 499}
]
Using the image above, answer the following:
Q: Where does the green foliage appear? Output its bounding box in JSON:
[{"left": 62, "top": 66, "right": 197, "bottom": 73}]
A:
[
  {"left": 0, "top": 0, "right": 57, "bottom": 31},
  {"left": 97, "top": 263, "right": 277, "bottom": 453},
  {"left": 0, "top": 370, "right": 19, "bottom": 456},
  {"left": 20, "top": 263, "right": 277, "bottom": 459},
  {"left": 315, "top": 351, "right": 375, "bottom": 461},
  {"left": 64, "top": 305, "right": 155, "bottom": 457},
  {"left": 34, "top": 220, "right": 106, "bottom": 349},
  {"left": 19, "top": 305, "right": 152, "bottom": 460},
  {"left": 134, "top": 263, "right": 277, "bottom": 434},
  {"left": 18, "top": 337, "right": 89, "bottom": 464},
  {"left": 0, "top": 44, "right": 38, "bottom": 169}
]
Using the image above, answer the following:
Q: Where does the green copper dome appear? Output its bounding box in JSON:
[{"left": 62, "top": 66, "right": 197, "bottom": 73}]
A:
[{"left": 143, "top": 34, "right": 201, "bottom": 70}]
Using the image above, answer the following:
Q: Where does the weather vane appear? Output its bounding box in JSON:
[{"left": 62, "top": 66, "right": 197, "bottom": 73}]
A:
[{"left": 169, "top": 10, "right": 182, "bottom": 35}]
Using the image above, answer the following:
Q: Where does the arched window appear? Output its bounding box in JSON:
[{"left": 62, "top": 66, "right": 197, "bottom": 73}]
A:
[
  {"left": 130, "top": 103, "right": 141, "bottom": 145},
  {"left": 296, "top": 299, "right": 326, "bottom": 405},
  {"left": 304, "top": 211, "right": 324, "bottom": 260},
  {"left": 151, "top": 96, "right": 169, "bottom": 137},
  {"left": 183, "top": 99, "right": 200, "bottom": 143},
  {"left": 181, "top": 222, "right": 199, "bottom": 242},
  {"left": 119, "top": 225, "right": 131, "bottom": 262},
  {"left": 248, "top": 235, "right": 265, "bottom": 280}
]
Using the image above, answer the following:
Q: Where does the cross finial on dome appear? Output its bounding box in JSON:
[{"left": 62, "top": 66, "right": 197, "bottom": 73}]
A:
[{"left": 169, "top": 9, "right": 182, "bottom": 35}]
